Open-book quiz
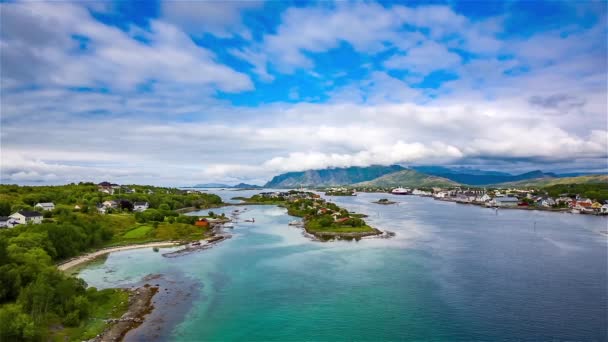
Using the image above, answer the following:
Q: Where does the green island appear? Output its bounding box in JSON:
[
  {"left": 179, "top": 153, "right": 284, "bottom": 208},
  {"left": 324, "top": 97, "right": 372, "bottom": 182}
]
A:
[
  {"left": 323, "top": 188, "right": 357, "bottom": 196},
  {"left": 0, "top": 183, "right": 225, "bottom": 341},
  {"left": 373, "top": 198, "right": 397, "bottom": 205},
  {"left": 238, "top": 191, "right": 381, "bottom": 240}
]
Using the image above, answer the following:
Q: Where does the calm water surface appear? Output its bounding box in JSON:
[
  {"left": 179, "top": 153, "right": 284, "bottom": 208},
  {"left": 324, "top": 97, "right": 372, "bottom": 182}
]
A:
[{"left": 78, "top": 190, "right": 608, "bottom": 341}]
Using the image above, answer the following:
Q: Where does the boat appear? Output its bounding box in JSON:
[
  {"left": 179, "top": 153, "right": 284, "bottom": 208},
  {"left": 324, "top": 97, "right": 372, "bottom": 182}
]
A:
[
  {"left": 288, "top": 220, "right": 303, "bottom": 226},
  {"left": 245, "top": 218, "right": 255, "bottom": 223},
  {"left": 391, "top": 187, "right": 411, "bottom": 195},
  {"left": 223, "top": 223, "right": 235, "bottom": 228}
]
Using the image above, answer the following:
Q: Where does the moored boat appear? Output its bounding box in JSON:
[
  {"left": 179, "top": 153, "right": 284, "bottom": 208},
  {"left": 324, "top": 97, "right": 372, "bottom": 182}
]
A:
[{"left": 391, "top": 187, "right": 411, "bottom": 195}]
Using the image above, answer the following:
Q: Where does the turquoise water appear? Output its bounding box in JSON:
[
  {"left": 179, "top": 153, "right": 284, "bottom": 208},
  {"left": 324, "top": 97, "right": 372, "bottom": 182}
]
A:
[{"left": 78, "top": 191, "right": 608, "bottom": 341}]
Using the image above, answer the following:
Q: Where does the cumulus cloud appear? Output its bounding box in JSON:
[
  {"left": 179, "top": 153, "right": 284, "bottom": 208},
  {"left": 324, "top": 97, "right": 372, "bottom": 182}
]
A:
[
  {"left": 162, "top": 1, "right": 263, "bottom": 38},
  {"left": 1, "top": 1, "right": 606, "bottom": 185},
  {"left": 0, "top": 2, "right": 253, "bottom": 92},
  {"left": 384, "top": 40, "right": 462, "bottom": 75}
]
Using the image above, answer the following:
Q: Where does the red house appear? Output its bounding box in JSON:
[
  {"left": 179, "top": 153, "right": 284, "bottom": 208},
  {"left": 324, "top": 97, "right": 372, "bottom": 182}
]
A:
[{"left": 195, "top": 218, "right": 210, "bottom": 228}]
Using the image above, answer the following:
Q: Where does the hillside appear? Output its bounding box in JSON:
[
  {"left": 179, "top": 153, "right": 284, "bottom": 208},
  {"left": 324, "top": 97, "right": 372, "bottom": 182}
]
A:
[
  {"left": 233, "top": 183, "right": 262, "bottom": 189},
  {"left": 494, "top": 174, "right": 608, "bottom": 187},
  {"left": 354, "top": 169, "right": 459, "bottom": 188},
  {"left": 264, "top": 165, "right": 405, "bottom": 188},
  {"left": 412, "top": 166, "right": 558, "bottom": 185}
]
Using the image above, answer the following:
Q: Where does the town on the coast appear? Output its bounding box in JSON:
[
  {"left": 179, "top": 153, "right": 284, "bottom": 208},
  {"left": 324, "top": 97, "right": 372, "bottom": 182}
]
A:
[{"left": 319, "top": 186, "right": 608, "bottom": 215}]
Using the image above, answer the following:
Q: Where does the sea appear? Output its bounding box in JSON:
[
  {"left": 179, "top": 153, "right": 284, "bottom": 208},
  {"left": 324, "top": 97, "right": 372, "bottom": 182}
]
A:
[{"left": 77, "top": 189, "right": 608, "bottom": 341}]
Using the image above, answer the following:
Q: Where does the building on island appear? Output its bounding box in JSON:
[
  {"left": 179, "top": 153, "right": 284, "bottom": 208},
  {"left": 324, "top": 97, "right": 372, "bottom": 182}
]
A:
[{"left": 9, "top": 210, "right": 43, "bottom": 225}]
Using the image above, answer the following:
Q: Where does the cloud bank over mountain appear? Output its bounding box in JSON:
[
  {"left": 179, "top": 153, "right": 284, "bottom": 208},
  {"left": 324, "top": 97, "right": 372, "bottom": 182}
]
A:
[{"left": 1, "top": 1, "right": 606, "bottom": 185}]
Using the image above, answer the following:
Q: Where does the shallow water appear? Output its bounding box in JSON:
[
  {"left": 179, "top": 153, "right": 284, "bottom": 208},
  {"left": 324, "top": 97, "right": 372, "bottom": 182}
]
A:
[{"left": 78, "top": 191, "right": 608, "bottom": 341}]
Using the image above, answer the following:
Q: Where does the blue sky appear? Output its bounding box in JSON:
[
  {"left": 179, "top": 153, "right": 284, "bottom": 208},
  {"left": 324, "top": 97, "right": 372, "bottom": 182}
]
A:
[{"left": 1, "top": 0, "right": 606, "bottom": 185}]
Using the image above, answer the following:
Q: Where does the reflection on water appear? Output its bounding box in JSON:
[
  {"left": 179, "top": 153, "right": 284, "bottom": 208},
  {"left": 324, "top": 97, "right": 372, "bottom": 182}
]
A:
[{"left": 78, "top": 190, "right": 608, "bottom": 341}]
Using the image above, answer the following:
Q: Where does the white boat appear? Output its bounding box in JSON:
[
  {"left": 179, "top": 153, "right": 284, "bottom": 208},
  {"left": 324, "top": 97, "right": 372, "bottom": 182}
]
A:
[
  {"left": 288, "top": 220, "right": 303, "bottom": 226},
  {"left": 391, "top": 187, "right": 411, "bottom": 195}
]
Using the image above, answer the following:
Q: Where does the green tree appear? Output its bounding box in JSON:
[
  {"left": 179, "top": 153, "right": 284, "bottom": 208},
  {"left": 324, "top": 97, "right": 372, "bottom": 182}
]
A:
[{"left": 0, "top": 201, "right": 11, "bottom": 216}]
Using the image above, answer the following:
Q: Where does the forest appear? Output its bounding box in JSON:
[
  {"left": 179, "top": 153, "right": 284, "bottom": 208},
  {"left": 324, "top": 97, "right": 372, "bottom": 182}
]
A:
[{"left": 0, "top": 183, "right": 223, "bottom": 340}]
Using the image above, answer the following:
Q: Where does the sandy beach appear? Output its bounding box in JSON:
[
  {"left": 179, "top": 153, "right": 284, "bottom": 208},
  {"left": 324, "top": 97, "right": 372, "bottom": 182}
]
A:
[{"left": 57, "top": 241, "right": 179, "bottom": 271}]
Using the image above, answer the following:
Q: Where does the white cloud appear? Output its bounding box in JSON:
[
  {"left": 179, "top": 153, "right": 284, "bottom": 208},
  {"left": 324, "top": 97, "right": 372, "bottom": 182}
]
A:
[
  {"left": 161, "top": 1, "right": 263, "bottom": 38},
  {"left": 1, "top": 2, "right": 606, "bottom": 185},
  {"left": 0, "top": 2, "right": 253, "bottom": 92},
  {"left": 384, "top": 40, "right": 462, "bottom": 75}
]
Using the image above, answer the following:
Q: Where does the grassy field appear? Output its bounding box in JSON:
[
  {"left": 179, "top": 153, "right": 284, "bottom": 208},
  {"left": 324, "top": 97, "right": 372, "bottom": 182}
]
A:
[
  {"left": 306, "top": 220, "right": 376, "bottom": 233},
  {"left": 122, "top": 224, "right": 154, "bottom": 239},
  {"left": 50, "top": 289, "right": 129, "bottom": 341},
  {"left": 102, "top": 214, "right": 211, "bottom": 246}
]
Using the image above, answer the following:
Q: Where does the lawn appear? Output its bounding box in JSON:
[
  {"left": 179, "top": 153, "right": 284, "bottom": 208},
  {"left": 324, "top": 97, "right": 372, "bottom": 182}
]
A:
[{"left": 122, "top": 224, "right": 153, "bottom": 239}]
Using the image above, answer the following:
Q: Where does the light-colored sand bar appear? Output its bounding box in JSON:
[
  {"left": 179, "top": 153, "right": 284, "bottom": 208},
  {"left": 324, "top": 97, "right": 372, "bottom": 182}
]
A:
[{"left": 57, "top": 241, "right": 179, "bottom": 271}]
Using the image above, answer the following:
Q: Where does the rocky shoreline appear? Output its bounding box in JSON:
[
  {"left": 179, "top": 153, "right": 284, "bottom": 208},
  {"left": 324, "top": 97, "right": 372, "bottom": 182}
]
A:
[{"left": 90, "top": 285, "right": 158, "bottom": 342}]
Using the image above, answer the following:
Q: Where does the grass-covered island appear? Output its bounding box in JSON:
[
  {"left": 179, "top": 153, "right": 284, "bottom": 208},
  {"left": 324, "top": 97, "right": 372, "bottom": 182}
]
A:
[
  {"left": 239, "top": 191, "right": 381, "bottom": 240},
  {"left": 323, "top": 188, "right": 357, "bottom": 196},
  {"left": 0, "top": 182, "right": 227, "bottom": 341},
  {"left": 373, "top": 198, "right": 397, "bottom": 205}
]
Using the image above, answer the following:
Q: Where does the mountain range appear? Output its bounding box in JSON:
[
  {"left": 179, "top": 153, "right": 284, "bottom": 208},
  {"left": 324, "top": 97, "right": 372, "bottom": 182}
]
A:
[
  {"left": 411, "top": 166, "right": 558, "bottom": 185},
  {"left": 262, "top": 165, "right": 607, "bottom": 188},
  {"left": 264, "top": 165, "right": 405, "bottom": 188},
  {"left": 192, "top": 183, "right": 261, "bottom": 188},
  {"left": 354, "top": 170, "right": 458, "bottom": 188}
]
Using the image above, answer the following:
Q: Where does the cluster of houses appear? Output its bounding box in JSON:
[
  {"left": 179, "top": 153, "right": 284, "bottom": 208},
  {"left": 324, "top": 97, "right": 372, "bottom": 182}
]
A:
[
  {"left": 0, "top": 197, "right": 154, "bottom": 229},
  {"left": 97, "top": 182, "right": 154, "bottom": 195},
  {"left": 399, "top": 187, "right": 608, "bottom": 214},
  {"left": 96, "top": 200, "right": 149, "bottom": 214},
  {"left": 258, "top": 191, "right": 321, "bottom": 201}
]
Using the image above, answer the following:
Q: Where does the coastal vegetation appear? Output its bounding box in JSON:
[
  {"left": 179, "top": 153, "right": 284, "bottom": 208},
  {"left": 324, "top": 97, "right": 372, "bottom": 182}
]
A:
[{"left": 0, "top": 183, "right": 224, "bottom": 340}]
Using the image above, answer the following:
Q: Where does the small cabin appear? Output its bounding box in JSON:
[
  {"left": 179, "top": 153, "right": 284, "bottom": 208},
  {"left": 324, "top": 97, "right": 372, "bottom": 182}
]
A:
[{"left": 195, "top": 218, "right": 210, "bottom": 228}]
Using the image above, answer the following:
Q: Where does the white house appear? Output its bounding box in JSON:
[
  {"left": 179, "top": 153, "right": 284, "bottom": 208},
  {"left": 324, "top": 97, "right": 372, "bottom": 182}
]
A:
[
  {"left": 475, "top": 194, "right": 491, "bottom": 203},
  {"left": 9, "top": 210, "right": 43, "bottom": 225},
  {"left": 538, "top": 198, "right": 556, "bottom": 207},
  {"left": 434, "top": 191, "right": 448, "bottom": 199},
  {"left": 103, "top": 200, "right": 118, "bottom": 208},
  {"left": 133, "top": 202, "right": 149, "bottom": 212},
  {"left": 34, "top": 202, "right": 55, "bottom": 211},
  {"left": 0, "top": 217, "right": 20, "bottom": 228}
]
